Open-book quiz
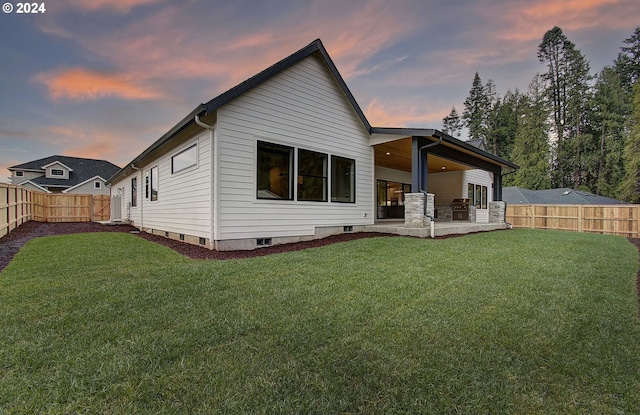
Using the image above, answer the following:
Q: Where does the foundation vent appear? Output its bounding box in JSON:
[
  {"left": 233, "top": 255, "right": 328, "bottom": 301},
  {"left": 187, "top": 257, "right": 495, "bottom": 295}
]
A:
[{"left": 257, "top": 238, "right": 272, "bottom": 246}]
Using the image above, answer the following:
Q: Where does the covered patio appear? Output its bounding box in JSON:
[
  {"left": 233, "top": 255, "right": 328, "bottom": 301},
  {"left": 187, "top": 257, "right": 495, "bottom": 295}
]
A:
[{"left": 370, "top": 128, "right": 517, "bottom": 230}]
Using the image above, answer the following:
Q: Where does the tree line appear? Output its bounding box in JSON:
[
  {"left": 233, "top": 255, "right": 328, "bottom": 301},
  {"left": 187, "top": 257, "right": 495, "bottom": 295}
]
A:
[{"left": 442, "top": 26, "right": 640, "bottom": 203}]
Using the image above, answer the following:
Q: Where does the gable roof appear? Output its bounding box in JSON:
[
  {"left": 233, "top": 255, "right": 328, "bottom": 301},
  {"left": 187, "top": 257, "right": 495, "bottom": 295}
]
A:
[
  {"left": 108, "top": 39, "right": 369, "bottom": 185},
  {"left": 10, "top": 155, "right": 121, "bottom": 189},
  {"left": 503, "top": 186, "right": 624, "bottom": 205},
  {"left": 108, "top": 38, "right": 517, "bottom": 185}
]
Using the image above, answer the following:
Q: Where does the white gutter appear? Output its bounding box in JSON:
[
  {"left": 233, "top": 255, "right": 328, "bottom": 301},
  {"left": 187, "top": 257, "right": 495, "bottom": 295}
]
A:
[{"left": 194, "top": 115, "right": 218, "bottom": 248}]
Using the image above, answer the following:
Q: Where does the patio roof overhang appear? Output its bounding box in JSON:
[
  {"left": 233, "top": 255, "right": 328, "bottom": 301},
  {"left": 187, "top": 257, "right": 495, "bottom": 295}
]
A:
[{"left": 369, "top": 128, "right": 518, "bottom": 201}]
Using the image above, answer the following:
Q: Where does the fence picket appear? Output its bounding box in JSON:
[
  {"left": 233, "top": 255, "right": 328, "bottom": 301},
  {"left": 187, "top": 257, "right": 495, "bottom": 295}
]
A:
[
  {"left": 1, "top": 183, "right": 112, "bottom": 238},
  {"left": 506, "top": 204, "right": 640, "bottom": 238}
]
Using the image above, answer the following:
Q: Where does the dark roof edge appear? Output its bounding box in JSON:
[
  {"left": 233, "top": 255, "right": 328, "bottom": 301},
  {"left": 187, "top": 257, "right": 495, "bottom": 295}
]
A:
[
  {"left": 108, "top": 39, "right": 372, "bottom": 185},
  {"left": 201, "top": 39, "right": 371, "bottom": 130},
  {"left": 107, "top": 104, "right": 205, "bottom": 184},
  {"left": 371, "top": 127, "right": 519, "bottom": 169}
]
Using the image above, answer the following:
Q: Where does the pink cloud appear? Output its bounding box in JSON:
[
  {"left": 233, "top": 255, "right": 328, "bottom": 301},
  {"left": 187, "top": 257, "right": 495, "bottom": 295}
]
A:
[
  {"left": 35, "top": 68, "right": 164, "bottom": 102},
  {"left": 56, "top": 0, "right": 164, "bottom": 13},
  {"left": 365, "top": 98, "right": 446, "bottom": 128},
  {"left": 490, "top": 0, "right": 639, "bottom": 42}
]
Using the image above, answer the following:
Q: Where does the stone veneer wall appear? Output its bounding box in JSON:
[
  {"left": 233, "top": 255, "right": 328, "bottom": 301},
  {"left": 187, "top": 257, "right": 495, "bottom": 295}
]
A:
[
  {"left": 489, "top": 201, "right": 507, "bottom": 223},
  {"left": 404, "top": 193, "right": 434, "bottom": 228}
]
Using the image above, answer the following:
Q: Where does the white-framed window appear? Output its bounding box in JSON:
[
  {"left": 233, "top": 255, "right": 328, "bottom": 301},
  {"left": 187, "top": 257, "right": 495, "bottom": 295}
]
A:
[
  {"left": 171, "top": 144, "right": 198, "bottom": 174},
  {"left": 16, "top": 171, "right": 24, "bottom": 177},
  {"left": 94, "top": 181, "right": 101, "bottom": 189},
  {"left": 468, "top": 183, "right": 488, "bottom": 209},
  {"left": 51, "top": 169, "right": 64, "bottom": 176},
  {"left": 150, "top": 165, "right": 158, "bottom": 201}
]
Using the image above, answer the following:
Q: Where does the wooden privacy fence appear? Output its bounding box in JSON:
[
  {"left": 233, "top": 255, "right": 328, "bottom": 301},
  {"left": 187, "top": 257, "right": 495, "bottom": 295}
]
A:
[
  {"left": 506, "top": 204, "right": 640, "bottom": 238},
  {"left": 0, "top": 183, "right": 33, "bottom": 238},
  {"left": 32, "top": 193, "right": 111, "bottom": 222},
  {"left": 1, "top": 183, "right": 111, "bottom": 237}
]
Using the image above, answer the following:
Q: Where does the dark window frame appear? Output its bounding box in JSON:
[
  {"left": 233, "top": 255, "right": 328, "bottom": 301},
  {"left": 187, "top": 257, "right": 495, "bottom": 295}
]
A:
[
  {"left": 256, "top": 141, "right": 294, "bottom": 200},
  {"left": 297, "top": 148, "right": 328, "bottom": 202},
  {"left": 331, "top": 155, "right": 356, "bottom": 203},
  {"left": 131, "top": 177, "right": 137, "bottom": 207}
]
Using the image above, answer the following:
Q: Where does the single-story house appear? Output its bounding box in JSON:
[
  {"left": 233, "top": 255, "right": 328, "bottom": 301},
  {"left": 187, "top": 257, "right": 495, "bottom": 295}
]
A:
[
  {"left": 107, "top": 39, "right": 517, "bottom": 250},
  {"left": 503, "top": 186, "right": 624, "bottom": 205},
  {"left": 9, "top": 155, "right": 120, "bottom": 195}
]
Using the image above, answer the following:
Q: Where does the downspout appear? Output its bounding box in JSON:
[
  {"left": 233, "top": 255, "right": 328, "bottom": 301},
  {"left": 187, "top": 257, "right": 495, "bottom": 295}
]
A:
[
  {"left": 417, "top": 134, "right": 443, "bottom": 237},
  {"left": 131, "top": 164, "right": 142, "bottom": 230},
  {"left": 194, "top": 114, "right": 217, "bottom": 248}
]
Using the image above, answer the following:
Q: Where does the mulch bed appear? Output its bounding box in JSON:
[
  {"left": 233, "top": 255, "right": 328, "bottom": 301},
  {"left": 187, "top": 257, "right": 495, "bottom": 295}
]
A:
[
  {"left": 2, "top": 222, "right": 640, "bottom": 299},
  {"left": 0, "top": 222, "right": 397, "bottom": 271}
]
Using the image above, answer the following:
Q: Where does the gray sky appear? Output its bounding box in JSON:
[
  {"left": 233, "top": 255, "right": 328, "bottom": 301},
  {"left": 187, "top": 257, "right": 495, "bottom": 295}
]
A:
[{"left": 1, "top": 0, "right": 639, "bottom": 178}]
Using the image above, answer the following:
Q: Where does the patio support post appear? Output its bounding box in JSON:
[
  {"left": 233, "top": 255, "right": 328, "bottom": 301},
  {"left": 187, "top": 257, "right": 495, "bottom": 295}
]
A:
[
  {"left": 493, "top": 168, "right": 503, "bottom": 201},
  {"left": 411, "top": 136, "right": 428, "bottom": 192}
]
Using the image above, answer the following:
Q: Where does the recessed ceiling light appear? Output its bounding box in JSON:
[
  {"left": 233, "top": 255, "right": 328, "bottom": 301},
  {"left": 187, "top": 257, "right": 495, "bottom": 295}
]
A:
[
  {"left": 441, "top": 166, "right": 446, "bottom": 170},
  {"left": 386, "top": 152, "right": 391, "bottom": 156}
]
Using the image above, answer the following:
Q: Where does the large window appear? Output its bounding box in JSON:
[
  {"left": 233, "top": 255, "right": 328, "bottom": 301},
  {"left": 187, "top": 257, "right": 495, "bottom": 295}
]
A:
[
  {"left": 331, "top": 156, "right": 355, "bottom": 203},
  {"left": 131, "top": 177, "right": 137, "bottom": 207},
  {"left": 172, "top": 144, "right": 198, "bottom": 174},
  {"left": 257, "top": 142, "right": 293, "bottom": 200},
  {"left": 150, "top": 166, "right": 158, "bottom": 201},
  {"left": 298, "top": 149, "right": 327, "bottom": 202}
]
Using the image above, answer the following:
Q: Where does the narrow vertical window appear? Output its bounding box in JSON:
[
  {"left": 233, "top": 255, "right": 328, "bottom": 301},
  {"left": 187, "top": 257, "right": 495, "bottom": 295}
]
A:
[
  {"left": 131, "top": 177, "right": 137, "bottom": 207},
  {"left": 256, "top": 141, "right": 293, "bottom": 200},
  {"left": 468, "top": 183, "right": 475, "bottom": 206},
  {"left": 151, "top": 166, "right": 158, "bottom": 201},
  {"left": 481, "top": 185, "right": 488, "bottom": 209},
  {"left": 331, "top": 156, "right": 355, "bottom": 203},
  {"left": 298, "top": 149, "right": 327, "bottom": 202},
  {"left": 145, "top": 170, "right": 150, "bottom": 199}
]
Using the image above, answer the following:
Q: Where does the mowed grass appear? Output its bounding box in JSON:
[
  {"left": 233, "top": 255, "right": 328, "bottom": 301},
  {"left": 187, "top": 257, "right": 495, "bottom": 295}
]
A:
[{"left": 0, "top": 229, "right": 638, "bottom": 414}]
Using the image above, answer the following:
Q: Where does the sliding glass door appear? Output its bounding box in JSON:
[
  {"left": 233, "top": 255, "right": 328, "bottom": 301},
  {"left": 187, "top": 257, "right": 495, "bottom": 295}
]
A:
[{"left": 377, "top": 180, "right": 411, "bottom": 219}]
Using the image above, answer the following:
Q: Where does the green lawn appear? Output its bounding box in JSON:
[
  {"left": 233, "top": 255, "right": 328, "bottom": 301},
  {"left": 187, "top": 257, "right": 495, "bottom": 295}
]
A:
[{"left": 0, "top": 229, "right": 638, "bottom": 414}]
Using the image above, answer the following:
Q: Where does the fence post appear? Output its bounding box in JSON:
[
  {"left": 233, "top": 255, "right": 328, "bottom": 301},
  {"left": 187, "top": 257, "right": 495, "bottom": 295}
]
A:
[
  {"left": 530, "top": 204, "right": 535, "bottom": 229},
  {"left": 577, "top": 205, "right": 583, "bottom": 233}
]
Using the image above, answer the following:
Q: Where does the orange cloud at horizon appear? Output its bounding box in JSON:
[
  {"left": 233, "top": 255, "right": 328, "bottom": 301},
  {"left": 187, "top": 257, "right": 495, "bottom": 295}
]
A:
[{"left": 35, "top": 68, "right": 164, "bottom": 102}]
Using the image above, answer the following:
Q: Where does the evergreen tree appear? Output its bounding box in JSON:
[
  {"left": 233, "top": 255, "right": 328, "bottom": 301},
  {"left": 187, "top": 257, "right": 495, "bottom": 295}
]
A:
[
  {"left": 507, "top": 75, "right": 551, "bottom": 190},
  {"left": 591, "top": 66, "right": 627, "bottom": 197},
  {"left": 442, "top": 106, "right": 463, "bottom": 138},
  {"left": 620, "top": 84, "right": 640, "bottom": 203},
  {"left": 615, "top": 26, "right": 640, "bottom": 91},
  {"left": 462, "top": 72, "right": 490, "bottom": 141},
  {"left": 538, "top": 26, "right": 591, "bottom": 189},
  {"left": 487, "top": 89, "right": 523, "bottom": 159}
]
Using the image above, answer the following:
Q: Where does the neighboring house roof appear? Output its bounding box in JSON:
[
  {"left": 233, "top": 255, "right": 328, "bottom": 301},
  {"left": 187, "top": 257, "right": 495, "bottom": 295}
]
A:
[
  {"left": 465, "top": 138, "right": 488, "bottom": 151},
  {"left": 503, "top": 186, "right": 624, "bottom": 205},
  {"left": 10, "top": 155, "right": 121, "bottom": 191},
  {"left": 108, "top": 38, "right": 517, "bottom": 185}
]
